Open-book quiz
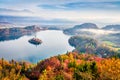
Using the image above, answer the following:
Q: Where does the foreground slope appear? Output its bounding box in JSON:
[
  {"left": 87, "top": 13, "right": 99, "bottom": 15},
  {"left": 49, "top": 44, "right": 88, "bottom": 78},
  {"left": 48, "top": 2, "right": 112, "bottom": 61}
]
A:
[{"left": 1, "top": 52, "right": 120, "bottom": 80}]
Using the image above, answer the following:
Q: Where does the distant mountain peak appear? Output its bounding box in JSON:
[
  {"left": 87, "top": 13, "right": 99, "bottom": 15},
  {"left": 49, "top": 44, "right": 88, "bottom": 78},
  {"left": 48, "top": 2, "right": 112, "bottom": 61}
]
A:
[
  {"left": 74, "top": 23, "right": 98, "bottom": 29},
  {"left": 102, "top": 25, "right": 120, "bottom": 30},
  {"left": 63, "top": 23, "right": 98, "bottom": 35}
]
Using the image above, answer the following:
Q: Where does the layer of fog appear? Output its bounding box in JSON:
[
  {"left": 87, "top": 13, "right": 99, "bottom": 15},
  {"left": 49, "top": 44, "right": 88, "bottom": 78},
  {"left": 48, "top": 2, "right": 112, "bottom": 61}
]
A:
[{"left": 79, "top": 29, "right": 120, "bottom": 35}]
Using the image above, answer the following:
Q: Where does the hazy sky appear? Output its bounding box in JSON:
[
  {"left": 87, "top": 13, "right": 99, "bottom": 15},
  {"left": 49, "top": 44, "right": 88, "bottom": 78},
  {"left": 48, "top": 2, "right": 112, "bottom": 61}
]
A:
[{"left": 0, "top": 0, "right": 120, "bottom": 26}]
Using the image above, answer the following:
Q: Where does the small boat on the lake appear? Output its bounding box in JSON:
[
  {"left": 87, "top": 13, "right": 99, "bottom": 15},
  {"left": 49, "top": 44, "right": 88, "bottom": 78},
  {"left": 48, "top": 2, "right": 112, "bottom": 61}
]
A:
[{"left": 28, "top": 38, "right": 42, "bottom": 45}]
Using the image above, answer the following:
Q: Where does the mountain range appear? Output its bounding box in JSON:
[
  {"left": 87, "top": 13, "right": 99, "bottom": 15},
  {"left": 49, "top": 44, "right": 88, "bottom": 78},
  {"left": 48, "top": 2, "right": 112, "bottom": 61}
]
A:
[{"left": 102, "top": 25, "right": 120, "bottom": 31}]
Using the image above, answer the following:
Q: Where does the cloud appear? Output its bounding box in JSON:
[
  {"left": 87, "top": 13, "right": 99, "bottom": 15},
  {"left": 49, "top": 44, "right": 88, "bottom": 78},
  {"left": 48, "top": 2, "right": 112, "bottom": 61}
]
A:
[
  {"left": 38, "top": 5, "right": 66, "bottom": 10},
  {"left": 1, "top": 0, "right": 120, "bottom": 4},
  {"left": 0, "top": 15, "right": 75, "bottom": 25},
  {"left": 0, "top": 8, "right": 34, "bottom": 17},
  {"left": 0, "top": 8, "right": 33, "bottom": 13},
  {"left": 38, "top": 1, "right": 120, "bottom": 10},
  {"left": 80, "top": 29, "right": 119, "bottom": 35},
  {"left": 0, "top": 0, "right": 120, "bottom": 25}
]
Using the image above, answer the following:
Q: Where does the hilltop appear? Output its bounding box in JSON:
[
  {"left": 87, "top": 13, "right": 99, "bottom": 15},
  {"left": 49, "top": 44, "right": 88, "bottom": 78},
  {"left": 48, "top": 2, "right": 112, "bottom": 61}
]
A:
[
  {"left": 63, "top": 23, "right": 98, "bottom": 35},
  {"left": 102, "top": 25, "right": 120, "bottom": 31},
  {"left": 0, "top": 25, "right": 44, "bottom": 41}
]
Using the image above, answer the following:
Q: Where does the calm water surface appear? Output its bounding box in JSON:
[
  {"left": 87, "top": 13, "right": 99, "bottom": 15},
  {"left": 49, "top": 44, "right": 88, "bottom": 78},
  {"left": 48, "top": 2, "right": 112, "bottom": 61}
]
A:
[{"left": 0, "top": 30, "right": 74, "bottom": 63}]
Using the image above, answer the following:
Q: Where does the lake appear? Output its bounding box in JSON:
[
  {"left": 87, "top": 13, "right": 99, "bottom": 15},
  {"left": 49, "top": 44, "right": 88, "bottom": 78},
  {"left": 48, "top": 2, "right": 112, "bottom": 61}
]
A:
[{"left": 0, "top": 30, "right": 74, "bottom": 63}]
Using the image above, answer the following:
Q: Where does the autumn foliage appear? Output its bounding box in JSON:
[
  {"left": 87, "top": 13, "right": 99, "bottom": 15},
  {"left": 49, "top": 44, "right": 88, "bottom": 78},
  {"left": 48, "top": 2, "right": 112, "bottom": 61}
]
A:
[{"left": 1, "top": 52, "right": 120, "bottom": 80}]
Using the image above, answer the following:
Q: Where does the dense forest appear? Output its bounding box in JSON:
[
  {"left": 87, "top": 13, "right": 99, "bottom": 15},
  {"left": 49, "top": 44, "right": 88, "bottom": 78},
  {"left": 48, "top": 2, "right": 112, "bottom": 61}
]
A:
[
  {"left": 1, "top": 52, "right": 120, "bottom": 80},
  {"left": 69, "top": 36, "right": 120, "bottom": 58}
]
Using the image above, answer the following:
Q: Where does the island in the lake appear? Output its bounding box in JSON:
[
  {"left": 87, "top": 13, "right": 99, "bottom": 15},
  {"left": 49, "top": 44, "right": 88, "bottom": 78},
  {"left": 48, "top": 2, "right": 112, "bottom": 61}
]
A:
[{"left": 28, "top": 38, "right": 42, "bottom": 45}]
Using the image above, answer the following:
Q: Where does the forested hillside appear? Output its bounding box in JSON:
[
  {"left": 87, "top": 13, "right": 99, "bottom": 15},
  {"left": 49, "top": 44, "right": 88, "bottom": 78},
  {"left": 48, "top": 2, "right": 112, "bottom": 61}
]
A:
[{"left": 1, "top": 52, "right": 120, "bottom": 80}]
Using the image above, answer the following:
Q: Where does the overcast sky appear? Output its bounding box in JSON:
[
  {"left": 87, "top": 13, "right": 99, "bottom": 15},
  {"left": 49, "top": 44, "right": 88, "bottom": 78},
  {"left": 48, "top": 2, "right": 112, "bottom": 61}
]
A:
[{"left": 0, "top": 0, "right": 120, "bottom": 26}]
